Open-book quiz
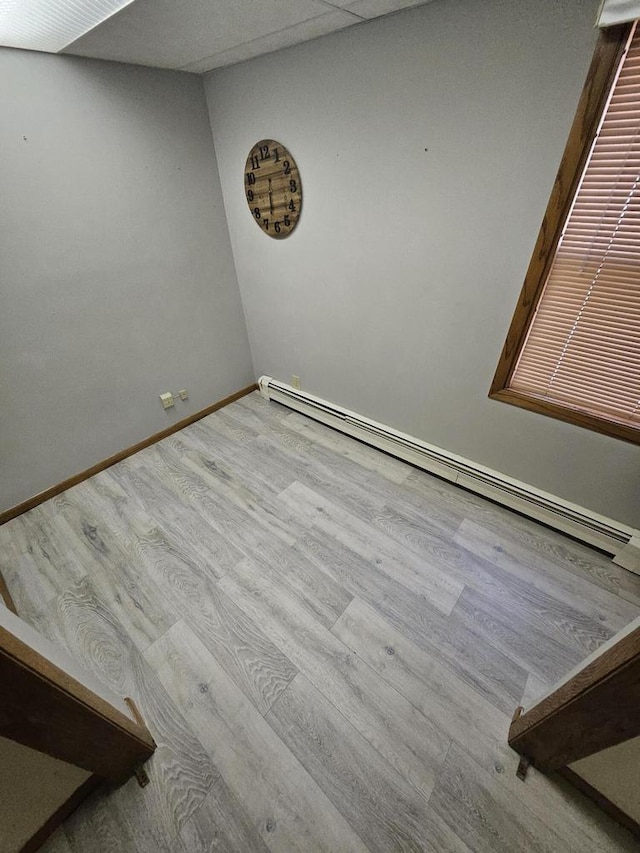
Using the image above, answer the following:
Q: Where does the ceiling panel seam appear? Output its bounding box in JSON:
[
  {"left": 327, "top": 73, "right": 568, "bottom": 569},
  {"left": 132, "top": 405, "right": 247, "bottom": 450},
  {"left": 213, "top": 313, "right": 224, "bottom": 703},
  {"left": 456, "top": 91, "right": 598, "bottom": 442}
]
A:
[{"left": 177, "top": 9, "right": 354, "bottom": 73}]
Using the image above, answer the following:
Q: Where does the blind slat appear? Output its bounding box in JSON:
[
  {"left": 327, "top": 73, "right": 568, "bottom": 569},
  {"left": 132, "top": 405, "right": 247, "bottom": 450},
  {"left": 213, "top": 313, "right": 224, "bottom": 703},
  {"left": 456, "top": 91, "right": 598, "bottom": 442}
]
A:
[{"left": 511, "top": 23, "right": 640, "bottom": 426}]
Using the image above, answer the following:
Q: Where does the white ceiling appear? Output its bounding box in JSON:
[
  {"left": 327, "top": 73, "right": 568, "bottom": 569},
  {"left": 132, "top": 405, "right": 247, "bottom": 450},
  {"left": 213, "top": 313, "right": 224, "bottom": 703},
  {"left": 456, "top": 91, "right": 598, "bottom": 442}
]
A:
[
  {"left": 0, "top": 0, "right": 135, "bottom": 53},
  {"left": 57, "top": 0, "right": 434, "bottom": 74}
]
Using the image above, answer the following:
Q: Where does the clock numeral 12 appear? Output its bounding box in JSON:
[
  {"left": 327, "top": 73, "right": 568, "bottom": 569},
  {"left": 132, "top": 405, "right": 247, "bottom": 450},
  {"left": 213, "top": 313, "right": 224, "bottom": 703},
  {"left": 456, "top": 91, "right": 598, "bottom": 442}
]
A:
[{"left": 259, "top": 145, "right": 270, "bottom": 160}]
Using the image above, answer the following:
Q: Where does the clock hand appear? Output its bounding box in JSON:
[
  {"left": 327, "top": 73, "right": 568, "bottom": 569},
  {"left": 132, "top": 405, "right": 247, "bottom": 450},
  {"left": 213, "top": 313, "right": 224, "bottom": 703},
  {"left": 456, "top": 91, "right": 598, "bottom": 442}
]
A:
[{"left": 268, "top": 178, "right": 274, "bottom": 215}]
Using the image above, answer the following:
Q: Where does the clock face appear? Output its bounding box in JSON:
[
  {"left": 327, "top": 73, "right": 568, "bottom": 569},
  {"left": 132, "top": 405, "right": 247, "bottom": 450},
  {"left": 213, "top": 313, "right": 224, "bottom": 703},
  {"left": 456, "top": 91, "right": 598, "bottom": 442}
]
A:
[{"left": 244, "top": 139, "right": 302, "bottom": 239}]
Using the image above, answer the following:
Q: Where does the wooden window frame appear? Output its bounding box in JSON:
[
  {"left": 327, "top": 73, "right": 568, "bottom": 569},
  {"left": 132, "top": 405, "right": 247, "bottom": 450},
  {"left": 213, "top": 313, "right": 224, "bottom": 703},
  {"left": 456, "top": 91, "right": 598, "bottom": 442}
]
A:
[{"left": 489, "top": 23, "right": 639, "bottom": 445}]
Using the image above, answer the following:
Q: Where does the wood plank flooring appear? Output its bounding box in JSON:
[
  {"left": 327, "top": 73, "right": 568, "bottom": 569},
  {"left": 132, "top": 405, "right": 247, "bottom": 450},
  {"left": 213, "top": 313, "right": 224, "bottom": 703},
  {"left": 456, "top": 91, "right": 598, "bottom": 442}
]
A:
[{"left": 1, "top": 391, "right": 639, "bottom": 852}]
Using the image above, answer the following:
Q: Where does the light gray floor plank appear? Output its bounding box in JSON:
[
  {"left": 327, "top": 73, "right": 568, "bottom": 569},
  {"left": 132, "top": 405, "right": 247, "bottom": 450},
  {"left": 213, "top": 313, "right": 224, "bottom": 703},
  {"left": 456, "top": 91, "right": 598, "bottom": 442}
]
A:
[
  {"left": 452, "top": 584, "right": 585, "bottom": 684},
  {"left": 129, "top": 437, "right": 294, "bottom": 568},
  {"left": 332, "top": 598, "right": 634, "bottom": 853},
  {"left": 146, "top": 620, "right": 370, "bottom": 853},
  {"left": 239, "top": 393, "right": 412, "bottom": 488},
  {"left": 180, "top": 448, "right": 306, "bottom": 548},
  {"left": 267, "top": 673, "right": 468, "bottom": 853},
  {"left": 521, "top": 671, "right": 550, "bottom": 709},
  {"left": 72, "top": 493, "right": 298, "bottom": 713},
  {"left": 0, "top": 505, "right": 87, "bottom": 636},
  {"left": 332, "top": 596, "right": 512, "bottom": 773},
  {"left": 191, "top": 408, "right": 262, "bottom": 444},
  {"left": 276, "top": 419, "right": 411, "bottom": 486},
  {"left": 248, "top": 414, "right": 466, "bottom": 535},
  {"left": 455, "top": 518, "right": 639, "bottom": 634},
  {"left": 278, "top": 480, "right": 464, "bottom": 615},
  {"left": 63, "top": 794, "right": 145, "bottom": 853},
  {"left": 178, "top": 777, "right": 271, "bottom": 853},
  {"left": 236, "top": 398, "right": 459, "bottom": 544},
  {"left": 238, "top": 393, "right": 292, "bottom": 420},
  {"left": 430, "top": 742, "right": 567, "bottom": 853},
  {"left": 0, "top": 503, "right": 86, "bottom": 601},
  {"left": 239, "top": 414, "right": 461, "bottom": 543},
  {"left": 295, "top": 528, "right": 529, "bottom": 715},
  {"left": 253, "top": 429, "right": 463, "bottom": 553},
  {"left": 295, "top": 475, "right": 626, "bottom": 661},
  {"left": 0, "top": 553, "right": 57, "bottom": 637},
  {"left": 367, "top": 503, "right": 619, "bottom": 660},
  {"left": 245, "top": 541, "right": 353, "bottom": 630},
  {"left": 405, "top": 468, "right": 640, "bottom": 607},
  {"left": 104, "top": 781, "right": 177, "bottom": 853},
  {"left": 188, "top": 418, "right": 296, "bottom": 497},
  {"left": 362, "top": 502, "right": 625, "bottom": 655},
  {"left": 2, "top": 391, "right": 638, "bottom": 852},
  {"left": 276, "top": 407, "right": 413, "bottom": 484},
  {"left": 480, "top": 514, "right": 640, "bottom": 608},
  {"left": 100, "top": 463, "right": 244, "bottom": 579},
  {"left": 219, "top": 556, "right": 450, "bottom": 802},
  {"left": 430, "top": 742, "right": 639, "bottom": 853},
  {"left": 50, "top": 577, "right": 215, "bottom": 844},
  {"left": 149, "top": 430, "right": 305, "bottom": 553},
  {"left": 50, "top": 488, "right": 179, "bottom": 646}
]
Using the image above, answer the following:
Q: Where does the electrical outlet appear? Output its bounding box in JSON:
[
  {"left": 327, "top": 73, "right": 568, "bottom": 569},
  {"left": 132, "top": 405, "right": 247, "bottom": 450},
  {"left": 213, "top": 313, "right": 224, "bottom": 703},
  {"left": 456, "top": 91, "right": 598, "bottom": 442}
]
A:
[
  {"left": 291, "top": 375, "right": 301, "bottom": 390},
  {"left": 179, "top": 389, "right": 189, "bottom": 401},
  {"left": 159, "top": 392, "right": 174, "bottom": 409}
]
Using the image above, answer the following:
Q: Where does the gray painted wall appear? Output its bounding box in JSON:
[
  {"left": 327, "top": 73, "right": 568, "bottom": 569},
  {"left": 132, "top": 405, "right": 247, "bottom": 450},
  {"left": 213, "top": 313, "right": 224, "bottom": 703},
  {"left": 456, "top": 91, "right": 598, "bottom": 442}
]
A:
[
  {"left": 204, "top": 0, "right": 639, "bottom": 527},
  {"left": 0, "top": 49, "right": 253, "bottom": 513}
]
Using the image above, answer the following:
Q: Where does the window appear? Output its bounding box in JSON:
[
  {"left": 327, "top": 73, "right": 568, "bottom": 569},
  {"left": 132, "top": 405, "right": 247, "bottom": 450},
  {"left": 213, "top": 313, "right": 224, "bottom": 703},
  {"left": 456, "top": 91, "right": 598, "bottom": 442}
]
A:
[{"left": 490, "top": 22, "right": 640, "bottom": 444}]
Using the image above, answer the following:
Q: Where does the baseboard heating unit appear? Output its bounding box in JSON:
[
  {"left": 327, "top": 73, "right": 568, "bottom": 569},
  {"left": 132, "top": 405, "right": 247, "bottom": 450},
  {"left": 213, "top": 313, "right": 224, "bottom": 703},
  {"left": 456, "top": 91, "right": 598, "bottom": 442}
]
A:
[{"left": 258, "top": 375, "right": 639, "bottom": 569}]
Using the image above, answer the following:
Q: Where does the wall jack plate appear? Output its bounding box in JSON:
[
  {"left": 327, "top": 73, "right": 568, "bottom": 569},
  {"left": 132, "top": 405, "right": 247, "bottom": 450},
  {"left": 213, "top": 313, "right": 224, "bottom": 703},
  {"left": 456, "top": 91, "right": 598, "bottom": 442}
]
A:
[
  {"left": 178, "top": 389, "right": 189, "bottom": 400},
  {"left": 159, "top": 392, "right": 175, "bottom": 409}
]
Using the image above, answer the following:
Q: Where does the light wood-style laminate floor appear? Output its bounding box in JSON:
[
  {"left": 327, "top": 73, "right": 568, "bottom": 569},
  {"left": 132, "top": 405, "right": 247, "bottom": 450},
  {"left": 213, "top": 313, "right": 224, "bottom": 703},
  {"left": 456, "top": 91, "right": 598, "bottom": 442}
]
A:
[{"left": 2, "top": 392, "right": 640, "bottom": 852}]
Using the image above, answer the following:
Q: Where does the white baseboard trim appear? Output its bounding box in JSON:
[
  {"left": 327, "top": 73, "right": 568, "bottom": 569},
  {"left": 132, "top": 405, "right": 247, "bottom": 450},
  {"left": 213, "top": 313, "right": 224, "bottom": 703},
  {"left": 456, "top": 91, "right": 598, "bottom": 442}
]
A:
[
  {"left": 258, "top": 375, "right": 638, "bottom": 563},
  {"left": 613, "top": 535, "right": 640, "bottom": 574}
]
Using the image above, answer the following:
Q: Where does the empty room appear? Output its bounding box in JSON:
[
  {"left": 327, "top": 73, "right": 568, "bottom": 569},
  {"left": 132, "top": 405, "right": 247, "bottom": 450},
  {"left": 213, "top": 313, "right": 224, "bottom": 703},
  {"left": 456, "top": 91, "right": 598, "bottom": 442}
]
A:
[{"left": 1, "top": 0, "right": 640, "bottom": 850}]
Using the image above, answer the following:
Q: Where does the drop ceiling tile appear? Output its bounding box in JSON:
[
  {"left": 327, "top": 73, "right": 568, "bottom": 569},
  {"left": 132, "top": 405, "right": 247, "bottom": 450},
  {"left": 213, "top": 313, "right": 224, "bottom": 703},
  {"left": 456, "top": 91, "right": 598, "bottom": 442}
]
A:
[
  {"left": 345, "top": 0, "right": 432, "bottom": 19},
  {"left": 187, "top": 9, "right": 356, "bottom": 73},
  {"left": 62, "top": 0, "right": 331, "bottom": 69},
  {"left": 0, "top": 0, "right": 136, "bottom": 53}
]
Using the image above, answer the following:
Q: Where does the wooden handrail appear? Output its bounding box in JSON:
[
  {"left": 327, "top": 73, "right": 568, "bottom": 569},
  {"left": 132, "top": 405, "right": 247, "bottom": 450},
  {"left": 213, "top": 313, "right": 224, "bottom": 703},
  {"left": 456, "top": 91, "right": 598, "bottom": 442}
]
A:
[
  {"left": 0, "top": 624, "right": 155, "bottom": 785},
  {"left": 508, "top": 622, "right": 640, "bottom": 771}
]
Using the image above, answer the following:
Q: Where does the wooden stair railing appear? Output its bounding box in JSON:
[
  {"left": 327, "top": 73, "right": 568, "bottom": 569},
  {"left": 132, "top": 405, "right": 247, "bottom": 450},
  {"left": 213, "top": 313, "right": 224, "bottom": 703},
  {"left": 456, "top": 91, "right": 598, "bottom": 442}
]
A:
[
  {"left": 509, "top": 619, "right": 640, "bottom": 772},
  {"left": 0, "top": 608, "right": 156, "bottom": 786},
  {"left": 0, "top": 586, "right": 156, "bottom": 852}
]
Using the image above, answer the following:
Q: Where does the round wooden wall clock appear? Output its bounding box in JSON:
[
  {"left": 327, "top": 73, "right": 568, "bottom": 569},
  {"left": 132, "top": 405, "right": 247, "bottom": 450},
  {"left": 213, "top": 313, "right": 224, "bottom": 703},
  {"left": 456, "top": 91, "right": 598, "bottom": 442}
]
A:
[{"left": 244, "top": 139, "right": 302, "bottom": 239}]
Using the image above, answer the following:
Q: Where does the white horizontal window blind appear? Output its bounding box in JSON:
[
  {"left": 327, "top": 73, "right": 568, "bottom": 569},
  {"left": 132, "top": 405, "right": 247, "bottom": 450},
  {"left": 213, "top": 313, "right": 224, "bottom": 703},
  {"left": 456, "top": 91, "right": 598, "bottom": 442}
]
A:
[{"left": 510, "top": 22, "right": 640, "bottom": 428}]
